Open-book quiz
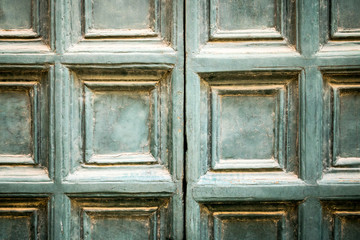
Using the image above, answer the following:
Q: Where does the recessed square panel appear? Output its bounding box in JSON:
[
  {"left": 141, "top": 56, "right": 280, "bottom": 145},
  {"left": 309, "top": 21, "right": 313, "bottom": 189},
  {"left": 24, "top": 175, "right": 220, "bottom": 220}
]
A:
[
  {"left": 202, "top": 202, "right": 298, "bottom": 240},
  {"left": 323, "top": 72, "right": 360, "bottom": 171},
  {"left": 0, "top": 87, "right": 34, "bottom": 162},
  {"left": 205, "top": 0, "right": 297, "bottom": 47},
  {"left": 331, "top": 0, "right": 360, "bottom": 39},
  {"left": 84, "top": 0, "right": 157, "bottom": 38},
  {"left": 214, "top": 214, "right": 283, "bottom": 240},
  {"left": 199, "top": 72, "right": 299, "bottom": 172},
  {"left": 83, "top": 81, "right": 158, "bottom": 164},
  {"left": 70, "top": 197, "right": 169, "bottom": 240},
  {"left": 82, "top": 207, "right": 157, "bottom": 240},
  {"left": 319, "top": 0, "right": 360, "bottom": 52},
  {"left": 65, "top": 67, "right": 173, "bottom": 181},
  {"left": 217, "top": 0, "right": 277, "bottom": 31},
  {"left": 322, "top": 201, "right": 360, "bottom": 240},
  {"left": 0, "top": 198, "right": 48, "bottom": 240},
  {"left": 0, "top": 0, "right": 32, "bottom": 30},
  {"left": 0, "top": 209, "right": 37, "bottom": 239},
  {"left": 214, "top": 86, "right": 284, "bottom": 168},
  {"left": 0, "top": 68, "right": 52, "bottom": 182},
  {"left": 336, "top": 88, "right": 360, "bottom": 162},
  {"left": 0, "top": 0, "right": 51, "bottom": 52},
  {"left": 211, "top": 0, "right": 282, "bottom": 39},
  {"left": 92, "top": 91, "right": 150, "bottom": 154},
  {"left": 66, "top": 0, "right": 177, "bottom": 52}
]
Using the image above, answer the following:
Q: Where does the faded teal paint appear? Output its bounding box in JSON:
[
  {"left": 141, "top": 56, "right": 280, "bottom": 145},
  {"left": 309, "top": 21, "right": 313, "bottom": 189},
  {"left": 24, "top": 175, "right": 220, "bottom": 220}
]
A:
[
  {"left": 0, "top": 0, "right": 184, "bottom": 239},
  {"left": 220, "top": 94, "right": 276, "bottom": 160},
  {"left": 186, "top": 0, "right": 360, "bottom": 239},
  {"left": 92, "top": 0, "right": 151, "bottom": 30},
  {"left": 0, "top": 89, "right": 32, "bottom": 155},
  {"left": 338, "top": 89, "right": 360, "bottom": 159},
  {"left": 0, "top": 0, "right": 360, "bottom": 239},
  {"left": 92, "top": 90, "right": 151, "bottom": 155},
  {"left": 0, "top": 0, "right": 32, "bottom": 30},
  {"left": 332, "top": 0, "right": 360, "bottom": 37},
  {"left": 217, "top": 0, "right": 277, "bottom": 31}
]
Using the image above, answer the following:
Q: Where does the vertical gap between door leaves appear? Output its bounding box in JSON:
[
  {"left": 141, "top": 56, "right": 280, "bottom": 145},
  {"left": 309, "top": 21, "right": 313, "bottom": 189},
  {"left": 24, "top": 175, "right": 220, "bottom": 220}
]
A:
[{"left": 182, "top": 0, "right": 187, "bottom": 238}]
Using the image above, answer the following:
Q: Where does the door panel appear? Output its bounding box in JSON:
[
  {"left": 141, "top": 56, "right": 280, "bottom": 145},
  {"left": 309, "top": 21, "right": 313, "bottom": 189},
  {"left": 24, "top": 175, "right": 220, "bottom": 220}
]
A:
[
  {"left": 0, "top": 68, "right": 52, "bottom": 181},
  {"left": 186, "top": 0, "right": 360, "bottom": 239}
]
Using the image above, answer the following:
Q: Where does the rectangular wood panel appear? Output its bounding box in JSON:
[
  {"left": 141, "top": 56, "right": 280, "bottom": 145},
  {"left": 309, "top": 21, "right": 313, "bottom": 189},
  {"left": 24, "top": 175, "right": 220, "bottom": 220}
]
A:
[
  {"left": 69, "top": 197, "right": 170, "bottom": 240},
  {"left": 0, "top": 67, "right": 53, "bottom": 181},
  {"left": 0, "top": 0, "right": 52, "bottom": 51},
  {"left": 0, "top": 198, "right": 49, "bottom": 240},
  {"left": 322, "top": 70, "right": 360, "bottom": 181}
]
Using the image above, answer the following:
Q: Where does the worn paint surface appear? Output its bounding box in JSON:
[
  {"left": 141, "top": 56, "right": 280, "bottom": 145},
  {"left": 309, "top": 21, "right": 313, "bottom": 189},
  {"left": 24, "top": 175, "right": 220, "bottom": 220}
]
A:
[
  {"left": 1, "top": 0, "right": 360, "bottom": 239},
  {"left": 186, "top": 0, "right": 360, "bottom": 239},
  {"left": 0, "top": 0, "right": 183, "bottom": 239}
]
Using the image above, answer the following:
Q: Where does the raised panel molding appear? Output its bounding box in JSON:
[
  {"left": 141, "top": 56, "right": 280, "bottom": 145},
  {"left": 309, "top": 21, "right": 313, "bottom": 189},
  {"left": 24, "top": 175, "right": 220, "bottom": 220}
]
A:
[
  {"left": 330, "top": 0, "right": 360, "bottom": 39},
  {"left": 0, "top": 197, "right": 49, "bottom": 240},
  {"left": 198, "top": 71, "right": 299, "bottom": 176},
  {"left": 0, "top": 0, "right": 52, "bottom": 52},
  {"left": 0, "top": 67, "right": 53, "bottom": 182},
  {"left": 209, "top": 0, "right": 282, "bottom": 40},
  {"left": 200, "top": 202, "right": 298, "bottom": 239},
  {"left": 65, "top": 0, "right": 176, "bottom": 52},
  {"left": 69, "top": 197, "right": 170, "bottom": 240},
  {"left": 189, "top": 0, "right": 297, "bottom": 54},
  {"left": 319, "top": 0, "right": 360, "bottom": 53},
  {"left": 64, "top": 65, "right": 174, "bottom": 182},
  {"left": 83, "top": 0, "right": 158, "bottom": 38},
  {"left": 322, "top": 200, "right": 360, "bottom": 240},
  {"left": 322, "top": 70, "right": 360, "bottom": 182}
]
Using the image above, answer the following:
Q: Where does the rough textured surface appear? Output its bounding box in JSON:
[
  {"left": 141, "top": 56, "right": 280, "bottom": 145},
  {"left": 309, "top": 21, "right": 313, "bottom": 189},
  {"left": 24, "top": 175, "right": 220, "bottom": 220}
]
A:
[
  {"left": 1, "top": 0, "right": 360, "bottom": 239},
  {"left": 186, "top": 0, "right": 360, "bottom": 239}
]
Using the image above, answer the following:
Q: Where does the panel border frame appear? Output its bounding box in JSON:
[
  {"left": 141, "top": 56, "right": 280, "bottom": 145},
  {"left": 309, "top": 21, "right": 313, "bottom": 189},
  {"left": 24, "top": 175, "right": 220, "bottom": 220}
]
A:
[
  {"left": 0, "top": 81, "right": 39, "bottom": 165},
  {"left": 209, "top": 0, "right": 283, "bottom": 40},
  {"left": 0, "top": 0, "right": 39, "bottom": 38},
  {"left": 210, "top": 85, "right": 286, "bottom": 170},
  {"left": 330, "top": 0, "right": 360, "bottom": 39},
  {"left": 82, "top": 80, "right": 159, "bottom": 165},
  {"left": 322, "top": 70, "right": 360, "bottom": 175},
  {"left": 82, "top": 0, "right": 159, "bottom": 38}
]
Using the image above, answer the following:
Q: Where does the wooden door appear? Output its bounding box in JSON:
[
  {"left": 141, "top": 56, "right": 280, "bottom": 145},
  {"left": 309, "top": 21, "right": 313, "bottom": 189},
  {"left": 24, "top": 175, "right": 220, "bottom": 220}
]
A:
[
  {"left": 1, "top": 0, "right": 360, "bottom": 239},
  {"left": 0, "top": 0, "right": 184, "bottom": 239},
  {"left": 186, "top": 0, "right": 360, "bottom": 239}
]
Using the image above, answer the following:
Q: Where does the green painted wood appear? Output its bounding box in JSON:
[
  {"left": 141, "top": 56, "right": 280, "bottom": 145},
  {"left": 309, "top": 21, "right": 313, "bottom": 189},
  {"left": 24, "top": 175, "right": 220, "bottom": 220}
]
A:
[
  {"left": 1, "top": 0, "right": 360, "bottom": 239},
  {"left": 0, "top": 0, "right": 183, "bottom": 239},
  {"left": 0, "top": 0, "right": 32, "bottom": 30},
  {"left": 186, "top": 0, "right": 360, "bottom": 239}
]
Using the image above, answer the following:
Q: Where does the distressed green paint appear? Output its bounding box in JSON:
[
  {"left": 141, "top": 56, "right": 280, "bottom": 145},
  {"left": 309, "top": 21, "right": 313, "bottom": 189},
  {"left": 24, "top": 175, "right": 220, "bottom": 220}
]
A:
[
  {"left": 1, "top": 0, "right": 360, "bottom": 239},
  {"left": 217, "top": 0, "right": 277, "bottom": 31},
  {"left": 0, "top": 0, "right": 32, "bottom": 30},
  {"left": 187, "top": 0, "right": 360, "bottom": 239},
  {"left": 92, "top": 90, "right": 151, "bottom": 155},
  {"left": 0, "top": 89, "right": 32, "bottom": 155},
  {"left": 337, "top": 89, "right": 360, "bottom": 159},
  {"left": 220, "top": 94, "right": 276, "bottom": 160},
  {"left": 215, "top": 217, "right": 280, "bottom": 240},
  {"left": 84, "top": 213, "right": 154, "bottom": 240},
  {"left": 332, "top": 0, "right": 360, "bottom": 34},
  {"left": 0, "top": 214, "right": 34, "bottom": 239},
  {"left": 0, "top": 0, "right": 183, "bottom": 238},
  {"left": 92, "top": 0, "right": 151, "bottom": 30}
]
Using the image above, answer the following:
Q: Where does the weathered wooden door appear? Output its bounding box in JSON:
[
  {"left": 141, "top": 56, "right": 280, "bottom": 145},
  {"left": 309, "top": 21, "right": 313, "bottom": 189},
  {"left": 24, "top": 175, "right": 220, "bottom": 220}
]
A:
[
  {"left": 0, "top": 0, "right": 184, "bottom": 239},
  {"left": 185, "top": 0, "right": 360, "bottom": 239},
  {"left": 1, "top": 0, "right": 360, "bottom": 239}
]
